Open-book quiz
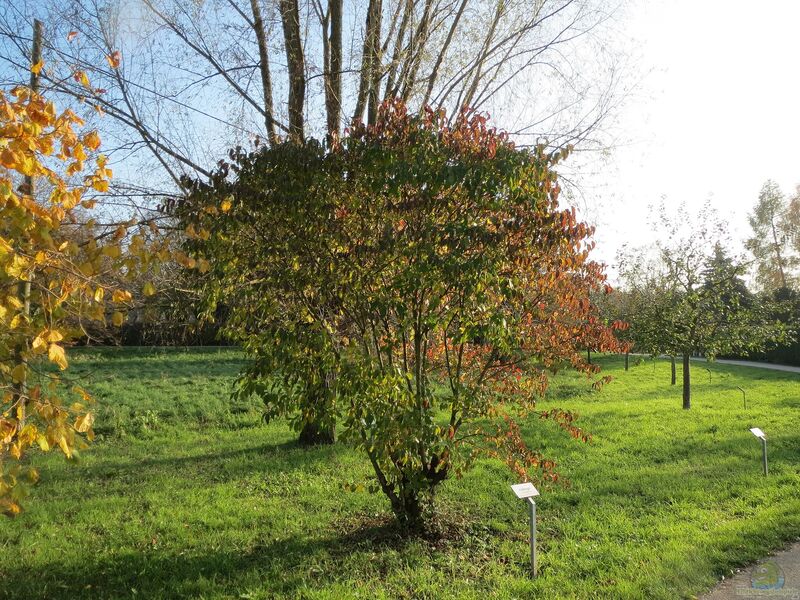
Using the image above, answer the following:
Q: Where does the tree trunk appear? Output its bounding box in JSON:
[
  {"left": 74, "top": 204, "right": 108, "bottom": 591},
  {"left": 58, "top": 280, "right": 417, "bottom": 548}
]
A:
[
  {"left": 366, "top": 0, "right": 383, "bottom": 125},
  {"left": 459, "top": 0, "right": 503, "bottom": 109},
  {"left": 279, "top": 0, "right": 305, "bottom": 142},
  {"left": 398, "top": 0, "right": 435, "bottom": 103},
  {"left": 324, "top": 0, "right": 343, "bottom": 136},
  {"left": 670, "top": 355, "right": 676, "bottom": 385},
  {"left": 383, "top": 0, "right": 412, "bottom": 100},
  {"left": 624, "top": 352, "right": 629, "bottom": 371},
  {"left": 14, "top": 19, "right": 42, "bottom": 432},
  {"left": 587, "top": 349, "right": 591, "bottom": 364},
  {"left": 682, "top": 354, "right": 691, "bottom": 409},
  {"left": 390, "top": 485, "right": 425, "bottom": 534},
  {"left": 421, "top": 0, "right": 468, "bottom": 107},
  {"left": 353, "top": 0, "right": 382, "bottom": 123},
  {"left": 249, "top": 0, "right": 278, "bottom": 145},
  {"left": 770, "top": 218, "right": 788, "bottom": 289},
  {"left": 298, "top": 418, "right": 335, "bottom": 446}
]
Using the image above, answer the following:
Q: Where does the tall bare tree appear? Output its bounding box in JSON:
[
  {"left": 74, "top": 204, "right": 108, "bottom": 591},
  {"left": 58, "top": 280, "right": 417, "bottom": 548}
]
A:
[{"left": 0, "top": 0, "right": 630, "bottom": 190}]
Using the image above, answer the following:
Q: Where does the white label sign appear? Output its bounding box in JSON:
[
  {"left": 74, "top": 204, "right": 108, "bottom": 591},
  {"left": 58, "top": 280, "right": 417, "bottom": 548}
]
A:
[
  {"left": 511, "top": 482, "right": 540, "bottom": 499},
  {"left": 750, "top": 427, "right": 766, "bottom": 440}
]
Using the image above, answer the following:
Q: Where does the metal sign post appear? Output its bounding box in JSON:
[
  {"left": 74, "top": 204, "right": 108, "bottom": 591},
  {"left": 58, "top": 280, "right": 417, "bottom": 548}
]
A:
[
  {"left": 750, "top": 428, "right": 768, "bottom": 476},
  {"left": 511, "top": 482, "right": 540, "bottom": 576}
]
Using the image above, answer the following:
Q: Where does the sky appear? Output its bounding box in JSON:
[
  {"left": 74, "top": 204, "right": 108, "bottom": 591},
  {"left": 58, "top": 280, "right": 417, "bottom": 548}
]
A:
[{"left": 583, "top": 0, "right": 800, "bottom": 273}]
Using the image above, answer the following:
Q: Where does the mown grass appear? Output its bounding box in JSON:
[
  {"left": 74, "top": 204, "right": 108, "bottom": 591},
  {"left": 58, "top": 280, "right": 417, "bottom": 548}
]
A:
[{"left": 1, "top": 348, "right": 799, "bottom": 599}]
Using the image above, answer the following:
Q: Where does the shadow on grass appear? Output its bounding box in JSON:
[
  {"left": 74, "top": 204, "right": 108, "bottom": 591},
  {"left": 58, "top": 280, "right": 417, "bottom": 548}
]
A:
[
  {"left": 0, "top": 514, "right": 416, "bottom": 599},
  {"left": 72, "top": 356, "right": 247, "bottom": 380},
  {"left": 5, "top": 429, "right": 800, "bottom": 599},
  {"left": 38, "top": 438, "right": 343, "bottom": 494}
]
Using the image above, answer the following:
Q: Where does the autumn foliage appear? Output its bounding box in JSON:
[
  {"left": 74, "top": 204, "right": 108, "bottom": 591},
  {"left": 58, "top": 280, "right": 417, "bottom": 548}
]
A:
[
  {"left": 180, "top": 101, "right": 627, "bottom": 531},
  {"left": 0, "top": 85, "right": 153, "bottom": 515}
]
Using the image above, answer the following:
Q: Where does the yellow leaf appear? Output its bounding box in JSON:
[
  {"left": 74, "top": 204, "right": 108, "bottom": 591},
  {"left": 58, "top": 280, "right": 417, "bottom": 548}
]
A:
[
  {"left": 72, "top": 385, "right": 92, "bottom": 402},
  {"left": 143, "top": 282, "right": 156, "bottom": 296},
  {"left": 73, "top": 70, "right": 91, "bottom": 88},
  {"left": 74, "top": 412, "right": 95, "bottom": 433},
  {"left": 57, "top": 435, "right": 72, "bottom": 458},
  {"left": 36, "top": 434, "right": 50, "bottom": 451},
  {"left": 11, "top": 363, "right": 26, "bottom": 384},
  {"left": 25, "top": 467, "right": 39, "bottom": 484},
  {"left": 31, "top": 60, "right": 44, "bottom": 75},
  {"left": 1, "top": 499, "right": 21, "bottom": 517},
  {"left": 103, "top": 244, "right": 121, "bottom": 259},
  {"left": 48, "top": 343, "right": 68, "bottom": 370},
  {"left": 83, "top": 130, "right": 101, "bottom": 151},
  {"left": 0, "top": 420, "right": 15, "bottom": 444},
  {"left": 73, "top": 143, "right": 87, "bottom": 161},
  {"left": 112, "top": 311, "right": 124, "bottom": 327},
  {"left": 221, "top": 197, "right": 233, "bottom": 212},
  {"left": 94, "top": 287, "right": 104, "bottom": 302},
  {"left": 9, "top": 442, "right": 21, "bottom": 459},
  {"left": 32, "top": 335, "right": 47, "bottom": 353},
  {"left": 46, "top": 330, "right": 63, "bottom": 343},
  {"left": 7, "top": 254, "right": 29, "bottom": 279},
  {"left": 18, "top": 424, "right": 37, "bottom": 445},
  {"left": 112, "top": 289, "right": 132, "bottom": 303}
]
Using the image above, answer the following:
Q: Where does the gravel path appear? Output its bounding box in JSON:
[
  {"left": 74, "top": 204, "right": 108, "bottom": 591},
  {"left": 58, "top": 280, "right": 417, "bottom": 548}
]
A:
[
  {"left": 702, "top": 541, "right": 800, "bottom": 599},
  {"left": 705, "top": 358, "right": 800, "bottom": 374}
]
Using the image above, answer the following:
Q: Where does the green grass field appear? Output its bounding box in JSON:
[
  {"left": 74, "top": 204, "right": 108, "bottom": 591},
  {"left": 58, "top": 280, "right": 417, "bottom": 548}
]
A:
[{"left": 1, "top": 348, "right": 798, "bottom": 599}]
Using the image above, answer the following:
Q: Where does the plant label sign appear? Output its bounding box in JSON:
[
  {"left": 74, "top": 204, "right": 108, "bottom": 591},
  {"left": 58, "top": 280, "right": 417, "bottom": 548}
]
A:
[
  {"left": 750, "top": 427, "right": 766, "bottom": 440},
  {"left": 511, "top": 482, "right": 540, "bottom": 499}
]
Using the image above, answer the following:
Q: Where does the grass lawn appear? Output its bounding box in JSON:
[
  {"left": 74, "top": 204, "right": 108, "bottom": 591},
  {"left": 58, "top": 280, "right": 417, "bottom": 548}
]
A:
[{"left": 1, "top": 348, "right": 799, "bottom": 599}]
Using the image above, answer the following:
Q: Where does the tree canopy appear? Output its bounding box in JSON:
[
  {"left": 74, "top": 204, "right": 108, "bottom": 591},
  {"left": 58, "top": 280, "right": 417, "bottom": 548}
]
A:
[
  {"left": 746, "top": 180, "right": 799, "bottom": 292},
  {"left": 178, "top": 101, "right": 626, "bottom": 531}
]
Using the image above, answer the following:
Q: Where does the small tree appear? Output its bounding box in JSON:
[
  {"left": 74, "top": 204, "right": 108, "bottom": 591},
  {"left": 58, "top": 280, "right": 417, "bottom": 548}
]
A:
[
  {"left": 0, "top": 82, "right": 158, "bottom": 515},
  {"left": 620, "top": 205, "right": 785, "bottom": 409},
  {"left": 183, "top": 102, "right": 626, "bottom": 532}
]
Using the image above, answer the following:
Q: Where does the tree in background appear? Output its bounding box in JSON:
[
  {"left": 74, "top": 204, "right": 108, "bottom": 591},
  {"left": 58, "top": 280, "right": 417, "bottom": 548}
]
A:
[
  {"left": 180, "top": 102, "right": 626, "bottom": 532},
  {"left": 613, "top": 251, "right": 674, "bottom": 378},
  {"left": 789, "top": 187, "right": 800, "bottom": 255},
  {"left": 619, "top": 205, "right": 786, "bottom": 409},
  {"left": 746, "top": 180, "right": 799, "bottom": 292}
]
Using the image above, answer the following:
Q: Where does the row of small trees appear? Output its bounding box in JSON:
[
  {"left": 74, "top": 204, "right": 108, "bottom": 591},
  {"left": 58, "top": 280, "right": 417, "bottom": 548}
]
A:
[{"left": 610, "top": 204, "right": 791, "bottom": 408}]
